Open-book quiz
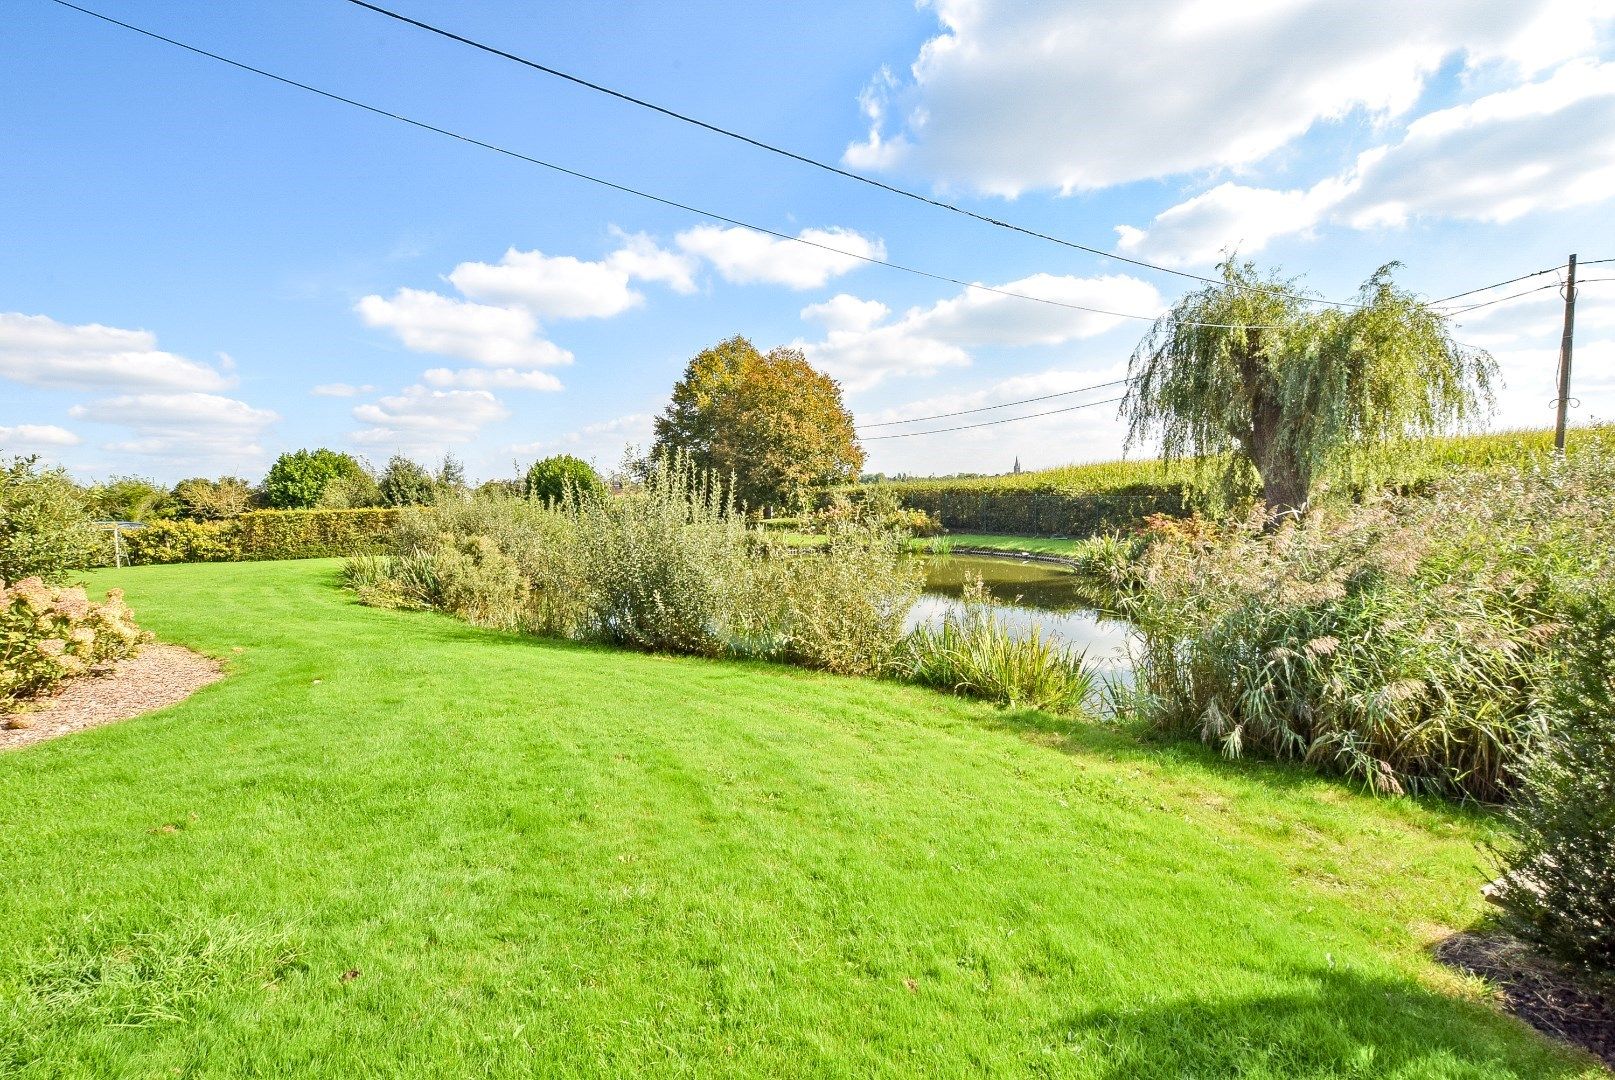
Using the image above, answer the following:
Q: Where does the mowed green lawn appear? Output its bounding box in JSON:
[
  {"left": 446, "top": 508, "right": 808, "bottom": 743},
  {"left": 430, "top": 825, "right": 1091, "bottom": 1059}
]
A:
[{"left": 1, "top": 561, "right": 1596, "bottom": 1078}]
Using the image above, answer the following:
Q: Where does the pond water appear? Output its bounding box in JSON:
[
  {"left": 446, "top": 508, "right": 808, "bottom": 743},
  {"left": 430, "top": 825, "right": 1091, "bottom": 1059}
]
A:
[{"left": 909, "top": 554, "right": 1133, "bottom": 668}]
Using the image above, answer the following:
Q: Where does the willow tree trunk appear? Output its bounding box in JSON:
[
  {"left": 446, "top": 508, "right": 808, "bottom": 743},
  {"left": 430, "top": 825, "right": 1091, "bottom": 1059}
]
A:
[{"left": 1242, "top": 385, "right": 1311, "bottom": 521}]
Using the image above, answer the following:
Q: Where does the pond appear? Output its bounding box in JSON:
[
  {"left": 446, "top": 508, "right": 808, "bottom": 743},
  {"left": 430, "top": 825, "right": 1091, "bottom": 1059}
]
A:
[{"left": 909, "top": 554, "right": 1133, "bottom": 668}]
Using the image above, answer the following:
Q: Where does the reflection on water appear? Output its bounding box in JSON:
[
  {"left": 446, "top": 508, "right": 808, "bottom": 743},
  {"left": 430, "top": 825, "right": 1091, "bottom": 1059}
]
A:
[{"left": 911, "top": 555, "right": 1132, "bottom": 667}]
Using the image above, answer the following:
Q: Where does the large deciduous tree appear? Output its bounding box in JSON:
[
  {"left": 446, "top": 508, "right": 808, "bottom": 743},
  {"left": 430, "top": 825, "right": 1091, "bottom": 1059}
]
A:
[
  {"left": 1124, "top": 258, "right": 1494, "bottom": 516},
  {"left": 651, "top": 336, "right": 864, "bottom": 510}
]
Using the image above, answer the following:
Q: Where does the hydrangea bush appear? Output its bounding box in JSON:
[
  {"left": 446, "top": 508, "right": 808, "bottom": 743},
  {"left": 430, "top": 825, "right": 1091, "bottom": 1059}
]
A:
[{"left": 1, "top": 577, "right": 148, "bottom": 710}]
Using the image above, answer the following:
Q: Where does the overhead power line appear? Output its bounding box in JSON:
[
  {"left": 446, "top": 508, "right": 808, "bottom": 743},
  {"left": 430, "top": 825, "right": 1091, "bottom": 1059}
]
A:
[
  {"left": 46, "top": 0, "right": 1316, "bottom": 333},
  {"left": 341, "top": 0, "right": 1371, "bottom": 311},
  {"left": 862, "top": 396, "right": 1125, "bottom": 440},
  {"left": 859, "top": 377, "right": 1126, "bottom": 429},
  {"left": 1428, "top": 265, "right": 1561, "bottom": 305},
  {"left": 1438, "top": 282, "right": 1562, "bottom": 317}
]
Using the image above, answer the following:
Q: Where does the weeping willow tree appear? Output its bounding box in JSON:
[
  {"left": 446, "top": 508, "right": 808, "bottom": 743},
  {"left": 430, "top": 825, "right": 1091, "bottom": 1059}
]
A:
[{"left": 1124, "top": 258, "right": 1496, "bottom": 517}]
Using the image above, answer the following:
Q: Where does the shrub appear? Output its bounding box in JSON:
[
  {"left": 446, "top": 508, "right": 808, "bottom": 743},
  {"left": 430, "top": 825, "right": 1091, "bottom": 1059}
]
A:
[
  {"left": 172, "top": 477, "right": 254, "bottom": 521},
  {"left": 262, "top": 449, "right": 369, "bottom": 509},
  {"left": 524, "top": 455, "right": 604, "bottom": 505},
  {"left": 84, "top": 477, "right": 176, "bottom": 522},
  {"left": 809, "top": 490, "right": 941, "bottom": 537},
  {"left": 1, "top": 578, "right": 147, "bottom": 710},
  {"left": 315, "top": 472, "right": 383, "bottom": 509},
  {"left": 124, "top": 520, "right": 238, "bottom": 565},
  {"left": 898, "top": 576, "right": 1094, "bottom": 712},
  {"left": 1489, "top": 589, "right": 1615, "bottom": 986},
  {"left": 745, "top": 523, "right": 924, "bottom": 676},
  {"left": 378, "top": 455, "right": 436, "bottom": 507},
  {"left": 0, "top": 456, "right": 101, "bottom": 584},
  {"left": 569, "top": 456, "right": 747, "bottom": 655}
]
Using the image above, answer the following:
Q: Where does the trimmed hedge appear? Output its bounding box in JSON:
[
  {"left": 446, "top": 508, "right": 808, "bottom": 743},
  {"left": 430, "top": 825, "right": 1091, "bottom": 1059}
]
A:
[
  {"left": 117, "top": 508, "right": 404, "bottom": 565},
  {"left": 827, "top": 484, "right": 1184, "bottom": 538}
]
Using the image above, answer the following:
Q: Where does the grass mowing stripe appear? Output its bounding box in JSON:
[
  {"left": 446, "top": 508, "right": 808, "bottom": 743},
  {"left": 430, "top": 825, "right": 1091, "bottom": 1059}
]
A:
[{"left": 0, "top": 560, "right": 1598, "bottom": 1077}]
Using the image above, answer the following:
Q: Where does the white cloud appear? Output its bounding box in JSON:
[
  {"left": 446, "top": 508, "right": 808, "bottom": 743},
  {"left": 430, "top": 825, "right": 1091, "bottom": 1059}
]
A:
[
  {"left": 604, "top": 229, "right": 699, "bottom": 294},
  {"left": 69, "top": 392, "right": 278, "bottom": 462},
  {"left": 795, "top": 275, "right": 1161, "bottom": 390},
  {"left": 356, "top": 289, "right": 574, "bottom": 369},
  {"left": 1340, "top": 59, "right": 1615, "bottom": 228},
  {"left": 351, "top": 385, "right": 510, "bottom": 451},
  {"left": 1117, "top": 59, "right": 1615, "bottom": 263},
  {"left": 311, "top": 382, "right": 375, "bottom": 397},
  {"left": 847, "top": 0, "right": 1610, "bottom": 195},
  {"left": 451, "top": 251, "right": 636, "bottom": 320},
  {"left": 421, "top": 367, "right": 563, "bottom": 392},
  {"left": 676, "top": 225, "right": 884, "bottom": 289},
  {"left": 446, "top": 233, "right": 695, "bottom": 321},
  {"left": 1115, "top": 180, "right": 1353, "bottom": 266},
  {"left": 0, "top": 423, "right": 81, "bottom": 448},
  {"left": 0, "top": 312, "right": 233, "bottom": 392}
]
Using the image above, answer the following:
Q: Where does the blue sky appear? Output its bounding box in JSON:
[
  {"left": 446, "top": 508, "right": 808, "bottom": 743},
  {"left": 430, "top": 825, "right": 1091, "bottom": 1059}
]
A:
[{"left": 5, "top": 0, "right": 1615, "bottom": 484}]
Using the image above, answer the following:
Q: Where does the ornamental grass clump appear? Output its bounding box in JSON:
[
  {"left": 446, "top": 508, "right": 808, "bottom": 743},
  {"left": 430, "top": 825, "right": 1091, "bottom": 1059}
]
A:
[
  {"left": 898, "top": 576, "right": 1094, "bottom": 713},
  {"left": 2, "top": 577, "right": 148, "bottom": 710},
  {"left": 1107, "top": 448, "right": 1615, "bottom": 800}
]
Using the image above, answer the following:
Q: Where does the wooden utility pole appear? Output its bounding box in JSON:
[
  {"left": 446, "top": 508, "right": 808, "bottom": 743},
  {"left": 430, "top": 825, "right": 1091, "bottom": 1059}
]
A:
[{"left": 1554, "top": 253, "right": 1578, "bottom": 452}]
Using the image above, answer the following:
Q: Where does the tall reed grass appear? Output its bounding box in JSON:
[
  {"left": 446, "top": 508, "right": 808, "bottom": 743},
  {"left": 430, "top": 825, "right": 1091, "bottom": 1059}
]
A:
[{"left": 1094, "top": 448, "right": 1615, "bottom": 800}]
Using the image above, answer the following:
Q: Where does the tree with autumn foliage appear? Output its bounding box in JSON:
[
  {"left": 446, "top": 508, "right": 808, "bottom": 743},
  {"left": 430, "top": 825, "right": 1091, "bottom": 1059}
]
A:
[{"left": 651, "top": 336, "right": 864, "bottom": 511}]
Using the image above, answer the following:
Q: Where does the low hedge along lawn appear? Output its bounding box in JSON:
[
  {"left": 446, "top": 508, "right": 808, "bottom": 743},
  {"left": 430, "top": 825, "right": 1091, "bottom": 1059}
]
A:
[{"left": 119, "top": 508, "right": 404, "bottom": 565}]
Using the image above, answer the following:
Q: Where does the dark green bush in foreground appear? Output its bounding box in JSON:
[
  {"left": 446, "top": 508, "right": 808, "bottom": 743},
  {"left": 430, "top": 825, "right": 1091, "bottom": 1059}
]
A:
[{"left": 1492, "top": 588, "right": 1615, "bottom": 987}]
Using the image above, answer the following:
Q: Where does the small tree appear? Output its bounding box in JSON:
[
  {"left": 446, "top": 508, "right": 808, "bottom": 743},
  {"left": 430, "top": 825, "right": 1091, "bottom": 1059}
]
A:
[
  {"left": 437, "top": 452, "right": 467, "bottom": 492},
  {"left": 378, "top": 454, "right": 436, "bottom": 507},
  {"left": 1124, "top": 258, "right": 1494, "bottom": 516},
  {"left": 525, "top": 455, "right": 604, "bottom": 505},
  {"left": 0, "top": 455, "right": 99, "bottom": 583},
  {"left": 262, "top": 449, "right": 369, "bottom": 509},
  {"left": 85, "top": 476, "right": 176, "bottom": 522},
  {"left": 651, "top": 335, "right": 864, "bottom": 511},
  {"left": 172, "top": 476, "right": 254, "bottom": 521}
]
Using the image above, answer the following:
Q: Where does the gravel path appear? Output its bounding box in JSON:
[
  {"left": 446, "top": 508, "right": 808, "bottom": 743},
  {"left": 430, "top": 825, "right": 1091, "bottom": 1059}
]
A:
[{"left": 1, "top": 644, "right": 224, "bottom": 750}]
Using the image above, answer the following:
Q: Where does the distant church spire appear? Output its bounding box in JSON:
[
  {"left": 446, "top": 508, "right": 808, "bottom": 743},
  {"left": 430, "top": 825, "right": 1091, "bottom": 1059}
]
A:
[{"left": 1013, "top": 457, "right": 1021, "bottom": 474}]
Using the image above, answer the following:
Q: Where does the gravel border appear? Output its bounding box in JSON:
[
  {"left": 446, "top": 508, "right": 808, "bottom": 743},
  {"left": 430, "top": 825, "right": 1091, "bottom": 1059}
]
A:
[{"left": 1, "top": 644, "right": 224, "bottom": 750}]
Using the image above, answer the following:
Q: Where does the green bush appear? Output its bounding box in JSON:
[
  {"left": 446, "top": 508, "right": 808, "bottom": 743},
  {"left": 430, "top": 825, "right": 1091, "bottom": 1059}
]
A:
[
  {"left": 172, "top": 476, "right": 254, "bottom": 521},
  {"left": 84, "top": 476, "right": 176, "bottom": 523},
  {"left": 0, "top": 456, "right": 101, "bottom": 583},
  {"left": 1, "top": 577, "right": 148, "bottom": 710},
  {"left": 744, "top": 523, "right": 924, "bottom": 676},
  {"left": 262, "top": 449, "right": 370, "bottom": 509},
  {"left": 124, "top": 520, "right": 238, "bottom": 565},
  {"left": 1490, "top": 588, "right": 1615, "bottom": 986},
  {"left": 378, "top": 455, "right": 436, "bottom": 507},
  {"left": 524, "top": 455, "right": 604, "bottom": 505}
]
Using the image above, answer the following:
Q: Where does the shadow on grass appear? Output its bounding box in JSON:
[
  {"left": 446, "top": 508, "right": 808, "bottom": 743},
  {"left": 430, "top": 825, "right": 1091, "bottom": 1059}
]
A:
[
  {"left": 1050, "top": 965, "right": 1583, "bottom": 1078},
  {"left": 978, "top": 705, "right": 1500, "bottom": 827}
]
